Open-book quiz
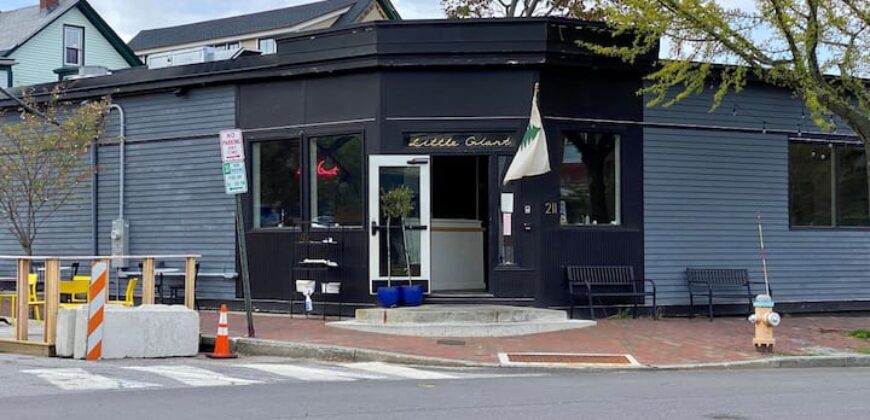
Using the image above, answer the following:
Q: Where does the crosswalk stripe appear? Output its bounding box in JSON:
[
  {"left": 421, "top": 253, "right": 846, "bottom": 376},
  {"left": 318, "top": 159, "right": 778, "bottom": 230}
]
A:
[
  {"left": 25, "top": 368, "right": 159, "bottom": 391},
  {"left": 239, "top": 363, "right": 386, "bottom": 382},
  {"left": 123, "top": 365, "right": 261, "bottom": 387},
  {"left": 343, "top": 362, "right": 458, "bottom": 380}
]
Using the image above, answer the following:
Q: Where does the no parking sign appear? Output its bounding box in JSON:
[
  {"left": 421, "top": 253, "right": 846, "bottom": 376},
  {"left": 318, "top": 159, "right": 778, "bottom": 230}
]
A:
[{"left": 220, "top": 130, "right": 248, "bottom": 195}]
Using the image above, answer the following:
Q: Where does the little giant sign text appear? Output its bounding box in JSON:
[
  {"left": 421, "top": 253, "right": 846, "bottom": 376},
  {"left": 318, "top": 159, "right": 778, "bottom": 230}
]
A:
[{"left": 407, "top": 133, "right": 514, "bottom": 149}]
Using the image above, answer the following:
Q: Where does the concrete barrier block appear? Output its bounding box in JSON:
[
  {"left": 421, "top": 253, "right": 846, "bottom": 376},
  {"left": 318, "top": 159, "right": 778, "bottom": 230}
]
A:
[
  {"left": 71, "top": 305, "right": 199, "bottom": 360},
  {"left": 55, "top": 307, "right": 81, "bottom": 357}
]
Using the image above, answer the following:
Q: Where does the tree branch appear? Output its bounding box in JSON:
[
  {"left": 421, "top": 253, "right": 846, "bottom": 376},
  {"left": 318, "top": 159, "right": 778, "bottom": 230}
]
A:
[
  {"left": 0, "top": 86, "right": 60, "bottom": 126},
  {"left": 839, "top": 0, "right": 870, "bottom": 27}
]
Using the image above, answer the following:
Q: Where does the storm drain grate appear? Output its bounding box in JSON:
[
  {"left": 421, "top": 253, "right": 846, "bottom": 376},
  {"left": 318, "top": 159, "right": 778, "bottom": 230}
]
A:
[{"left": 498, "top": 352, "right": 640, "bottom": 367}]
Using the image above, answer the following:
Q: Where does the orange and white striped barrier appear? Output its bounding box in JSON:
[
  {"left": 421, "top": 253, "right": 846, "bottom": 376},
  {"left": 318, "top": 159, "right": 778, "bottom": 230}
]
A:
[
  {"left": 86, "top": 261, "right": 108, "bottom": 361},
  {"left": 207, "top": 304, "right": 237, "bottom": 359}
]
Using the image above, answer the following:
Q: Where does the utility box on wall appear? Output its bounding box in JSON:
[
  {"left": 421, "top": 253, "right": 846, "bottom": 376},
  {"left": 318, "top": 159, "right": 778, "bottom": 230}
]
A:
[{"left": 111, "top": 218, "right": 130, "bottom": 268}]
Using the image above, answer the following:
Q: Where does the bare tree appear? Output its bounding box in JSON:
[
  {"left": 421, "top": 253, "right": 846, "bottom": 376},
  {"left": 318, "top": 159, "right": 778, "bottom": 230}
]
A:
[
  {"left": 442, "top": 0, "right": 605, "bottom": 19},
  {"left": 0, "top": 87, "right": 110, "bottom": 255}
]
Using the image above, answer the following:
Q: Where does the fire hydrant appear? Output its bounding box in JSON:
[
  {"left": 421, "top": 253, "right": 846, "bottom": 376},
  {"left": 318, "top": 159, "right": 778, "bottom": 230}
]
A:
[{"left": 748, "top": 294, "right": 781, "bottom": 353}]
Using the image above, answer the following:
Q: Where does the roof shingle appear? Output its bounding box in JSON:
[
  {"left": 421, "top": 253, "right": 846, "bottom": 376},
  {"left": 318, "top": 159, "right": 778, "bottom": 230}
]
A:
[
  {"left": 0, "top": 0, "right": 79, "bottom": 55},
  {"left": 127, "top": 0, "right": 371, "bottom": 52}
]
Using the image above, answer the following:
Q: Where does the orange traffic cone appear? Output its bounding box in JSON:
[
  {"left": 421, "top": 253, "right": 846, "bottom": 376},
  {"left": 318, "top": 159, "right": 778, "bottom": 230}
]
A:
[{"left": 207, "top": 304, "right": 237, "bottom": 359}]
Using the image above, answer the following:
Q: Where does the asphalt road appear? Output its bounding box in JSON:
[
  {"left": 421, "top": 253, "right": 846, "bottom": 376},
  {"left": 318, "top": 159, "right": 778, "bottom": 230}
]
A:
[{"left": 0, "top": 353, "right": 867, "bottom": 420}]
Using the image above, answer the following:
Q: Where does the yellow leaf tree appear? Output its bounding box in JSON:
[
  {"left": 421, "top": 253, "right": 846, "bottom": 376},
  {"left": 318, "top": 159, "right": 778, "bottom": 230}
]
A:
[{"left": 0, "top": 87, "right": 110, "bottom": 255}]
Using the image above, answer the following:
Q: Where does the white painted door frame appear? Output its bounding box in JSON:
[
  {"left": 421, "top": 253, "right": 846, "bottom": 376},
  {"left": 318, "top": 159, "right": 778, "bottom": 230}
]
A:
[{"left": 368, "top": 155, "right": 431, "bottom": 294}]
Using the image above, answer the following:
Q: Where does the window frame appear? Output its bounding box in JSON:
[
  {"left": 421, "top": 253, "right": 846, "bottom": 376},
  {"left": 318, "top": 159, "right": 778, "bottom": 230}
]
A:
[
  {"left": 257, "top": 38, "right": 277, "bottom": 55},
  {"left": 250, "top": 137, "right": 303, "bottom": 231},
  {"left": 246, "top": 130, "right": 367, "bottom": 232},
  {"left": 212, "top": 41, "right": 241, "bottom": 51},
  {"left": 308, "top": 132, "right": 366, "bottom": 229},
  {"left": 63, "top": 24, "right": 85, "bottom": 67},
  {"left": 788, "top": 137, "right": 870, "bottom": 230},
  {"left": 557, "top": 129, "right": 622, "bottom": 228}
]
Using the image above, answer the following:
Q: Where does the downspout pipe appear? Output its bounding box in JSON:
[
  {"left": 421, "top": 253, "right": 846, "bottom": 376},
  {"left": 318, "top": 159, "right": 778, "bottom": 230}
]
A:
[
  {"left": 109, "top": 103, "right": 126, "bottom": 220},
  {"left": 90, "top": 139, "right": 98, "bottom": 255},
  {"left": 88, "top": 102, "right": 126, "bottom": 255}
]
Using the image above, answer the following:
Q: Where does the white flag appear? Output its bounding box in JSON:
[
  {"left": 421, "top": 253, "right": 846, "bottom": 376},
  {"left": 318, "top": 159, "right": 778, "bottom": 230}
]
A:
[{"left": 503, "top": 86, "right": 550, "bottom": 185}]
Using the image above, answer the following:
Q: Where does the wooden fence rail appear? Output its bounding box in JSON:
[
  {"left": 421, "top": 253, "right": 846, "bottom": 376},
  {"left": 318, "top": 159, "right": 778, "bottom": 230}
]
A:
[{"left": 0, "top": 254, "right": 200, "bottom": 356}]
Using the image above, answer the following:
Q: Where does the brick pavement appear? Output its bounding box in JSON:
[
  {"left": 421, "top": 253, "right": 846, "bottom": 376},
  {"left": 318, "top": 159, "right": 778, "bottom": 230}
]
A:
[{"left": 200, "top": 311, "right": 870, "bottom": 366}]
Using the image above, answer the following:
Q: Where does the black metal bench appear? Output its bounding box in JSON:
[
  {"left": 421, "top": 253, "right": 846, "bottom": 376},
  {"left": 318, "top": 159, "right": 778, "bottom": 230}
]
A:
[
  {"left": 686, "top": 268, "right": 770, "bottom": 320},
  {"left": 565, "top": 265, "right": 657, "bottom": 320}
]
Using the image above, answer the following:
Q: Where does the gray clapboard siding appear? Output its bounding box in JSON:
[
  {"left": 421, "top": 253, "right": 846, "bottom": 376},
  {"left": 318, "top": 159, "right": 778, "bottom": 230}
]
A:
[
  {"left": 0, "top": 86, "right": 238, "bottom": 300},
  {"left": 97, "top": 86, "right": 237, "bottom": 299},
  {"left": 644, "top": 84, "right": 870, "bottom": 306},
  {"left": 644, "top": 84, "right": 853, "bottom": 135}
]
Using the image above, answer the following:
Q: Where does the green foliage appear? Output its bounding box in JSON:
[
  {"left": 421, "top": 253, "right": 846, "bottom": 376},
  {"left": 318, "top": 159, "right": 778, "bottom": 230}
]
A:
[
  {"left": 380, "top": 186, "right": 415, "bottom": 220},
  {"left": 580, "top": 0, "right": 869, "bottom": 144},
  {"left": 442, "top": 1, "right": 869, "bottom": 144},
  {"left": 0, "top": 87, "right": 110, "bottom": 255},
  {"left": 848, "top": 329, "right": 870, "bottom": 340},
  {"left": 609, "top": 307, "right": 632, "bottom": 319}
]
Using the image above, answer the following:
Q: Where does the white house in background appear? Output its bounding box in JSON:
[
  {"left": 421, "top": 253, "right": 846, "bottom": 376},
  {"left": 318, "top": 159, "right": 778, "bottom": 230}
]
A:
[
  {"left": 127, "top": 0, "right": 400, "bottom": 68},
  {"left": 0, "top": 0, "right": 140, "bottom": 88}
]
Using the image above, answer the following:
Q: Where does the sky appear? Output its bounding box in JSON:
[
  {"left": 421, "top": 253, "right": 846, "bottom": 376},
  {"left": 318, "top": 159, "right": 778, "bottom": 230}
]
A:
[
  {"left": 0, "top": 0, "right": 446, "bottom": 41},
  {"left": 0, "top": 0, "right": 755, "bottom": 42}
]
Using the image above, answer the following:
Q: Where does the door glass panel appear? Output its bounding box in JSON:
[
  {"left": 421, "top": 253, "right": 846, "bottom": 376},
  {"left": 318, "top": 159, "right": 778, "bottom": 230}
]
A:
[{"left": 378, "top": 166, "right": 421, "bottom": 277}]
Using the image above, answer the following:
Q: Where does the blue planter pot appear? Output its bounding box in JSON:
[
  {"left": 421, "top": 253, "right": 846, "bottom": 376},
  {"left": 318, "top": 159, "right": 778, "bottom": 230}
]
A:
[
  {"left": 399, "top": 285, "right": 424, "bottom": 307},
  {"left": 377, "top": 287, "right": 400, "bottom": 308}
]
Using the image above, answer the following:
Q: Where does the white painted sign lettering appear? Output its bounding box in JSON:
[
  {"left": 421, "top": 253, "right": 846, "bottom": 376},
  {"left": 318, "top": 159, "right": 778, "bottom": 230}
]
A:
[
  {"left": 220, "top": 129, "right": 245, "bottom": 162},
  {"left": 223, "top": 162, "right": 248, "bottom": 195}
]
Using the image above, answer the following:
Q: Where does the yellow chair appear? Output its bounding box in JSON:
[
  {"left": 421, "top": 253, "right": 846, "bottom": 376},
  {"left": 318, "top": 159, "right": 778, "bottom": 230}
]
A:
[
  {"left": 0, "top": 274, "right": 50, "bottom": 320},
  {"left": 108, "top": 277, "right": 138, "bottom": 307},
  {"left": 28, "top": 274, "right": 44, "bottom": 321},
  {"left": 60, "top": 276, "right": 90, "bottom": 304}
]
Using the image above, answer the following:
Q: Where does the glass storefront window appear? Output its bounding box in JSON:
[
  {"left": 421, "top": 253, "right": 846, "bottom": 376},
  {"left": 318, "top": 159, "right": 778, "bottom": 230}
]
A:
[
  {"left": 378, "top": 166, "right": 422, "bottom": 277},
  {"left": 310, "top": 134, "right": 363, "bottom": 227},
  {"left": 789, "top": 141, "right": 870, "bottom": 227},
  {"left": 253, "top": 139, "right": 301, "bottom": 228},
  {"left": 559, "top": 131, "right": 620, "bottom": 226}
]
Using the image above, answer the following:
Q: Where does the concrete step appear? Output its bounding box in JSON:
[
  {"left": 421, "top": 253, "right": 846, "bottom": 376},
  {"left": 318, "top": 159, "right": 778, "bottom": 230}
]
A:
[
  {"left": 328, "top": 305, "right": 595, "bottom": 337},
  {"left": 354, "top": 305, "right": 568, "bottom": 324}
]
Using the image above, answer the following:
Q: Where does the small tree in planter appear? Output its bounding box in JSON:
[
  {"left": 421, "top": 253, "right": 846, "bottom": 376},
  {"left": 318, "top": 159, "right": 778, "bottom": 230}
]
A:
[{"left": 379, "top": 186, "right": 422, "bottom": 306}]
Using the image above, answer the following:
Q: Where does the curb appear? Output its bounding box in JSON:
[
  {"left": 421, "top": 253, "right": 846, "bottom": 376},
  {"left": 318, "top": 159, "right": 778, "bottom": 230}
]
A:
[
  {"left": 651, "top": 355, "right": 870, "bottom": 371},
  {"left": 200, "top": 336, "right": 870, "bottom": 370},
  {"left": 200, "top": 335, "right": 498, "bottom": 368}
]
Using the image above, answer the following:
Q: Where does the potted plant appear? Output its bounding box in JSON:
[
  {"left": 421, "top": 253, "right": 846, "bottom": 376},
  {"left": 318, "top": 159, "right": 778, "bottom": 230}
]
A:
[{"left": 378, "top": 186, "right": 423, "bottom": 307}]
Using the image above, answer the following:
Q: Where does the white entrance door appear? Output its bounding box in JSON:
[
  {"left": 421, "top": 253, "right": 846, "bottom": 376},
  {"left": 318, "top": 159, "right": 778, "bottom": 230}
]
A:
[{"left": 368, "top": 155, "right": 431, "bottom": 293}]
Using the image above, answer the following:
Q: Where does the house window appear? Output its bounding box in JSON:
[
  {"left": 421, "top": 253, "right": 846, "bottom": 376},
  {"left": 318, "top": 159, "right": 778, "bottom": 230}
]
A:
[
  {"left": 310, "top": 134, "right": 363, "bottom": 227},
  {"left": 253, "top": 139, "right": 301, "bottom": 228},
  {"left": 63, "top": 25, "right": 84, "bottom": 66},
  {"left": 790, "top": 141, "right": 870, "bottom": 227},
  {"left": 559, "top": 131, "right": 620, "bottom": 226},
  {"left": 258, "top": 38, "right": 277, "bottom": 55},
  {"left": 212, "top": 42, "right": 240, "bottom": 51}
]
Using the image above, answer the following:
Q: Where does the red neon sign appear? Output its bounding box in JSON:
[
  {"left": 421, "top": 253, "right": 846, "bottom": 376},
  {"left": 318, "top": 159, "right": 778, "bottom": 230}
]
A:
[{"left": 317, "top": 160, "right": 339, "bottom": 179}]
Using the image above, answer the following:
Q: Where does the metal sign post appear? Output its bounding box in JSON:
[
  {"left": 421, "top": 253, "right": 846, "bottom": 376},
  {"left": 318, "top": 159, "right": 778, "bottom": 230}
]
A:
[{"left": 220, "top": 129, "right": 255, "bottom": 338}]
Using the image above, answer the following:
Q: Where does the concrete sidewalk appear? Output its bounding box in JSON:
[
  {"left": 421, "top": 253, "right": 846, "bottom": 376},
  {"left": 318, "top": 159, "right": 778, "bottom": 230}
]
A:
[{"left": 200, "top": 311, "right": 870, "bottom": 368}]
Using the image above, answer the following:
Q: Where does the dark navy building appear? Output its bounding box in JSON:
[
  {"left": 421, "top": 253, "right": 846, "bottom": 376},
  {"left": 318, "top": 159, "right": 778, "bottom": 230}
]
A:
[{"left": 1, "top": 18, "right": 867, "bottom": 315}]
